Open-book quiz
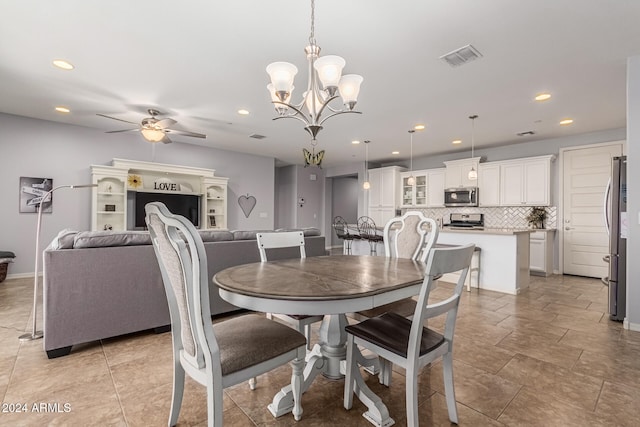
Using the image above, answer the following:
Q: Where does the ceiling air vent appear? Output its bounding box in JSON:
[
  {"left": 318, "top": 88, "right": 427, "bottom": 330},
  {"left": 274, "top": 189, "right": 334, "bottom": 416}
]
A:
[
  {"left": 249, "top": 133, "right": 267, "bottom": 140},
  {"left": 440, "top": 44, "right": 483, "bottom": 67},
  {"left": 516, "top": 130, "right": 536, "bottom": 136}
]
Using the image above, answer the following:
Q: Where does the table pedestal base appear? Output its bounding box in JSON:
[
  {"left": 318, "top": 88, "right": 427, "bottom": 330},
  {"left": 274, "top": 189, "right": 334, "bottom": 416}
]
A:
[{"left": 268, "top": 314, "right": 394, "bottom": 427}]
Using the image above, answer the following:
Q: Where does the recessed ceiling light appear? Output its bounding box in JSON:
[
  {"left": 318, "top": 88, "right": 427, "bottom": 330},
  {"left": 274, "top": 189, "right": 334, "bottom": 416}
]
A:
[
  {"left": 392, "top": 151, "right": 400, "bottom": 155},
  {"left": 535, "top": 93, "right": 551, "bottom": 101},
  {"left": 52, "top": 59, "right": 74, "bottom": 70},
  {"left": 55, "top": 106, "right": 70, "bottom": 113},
  {"left": 351, "top": 140, "right": 360, "bottom": 144},
  {"left": 559, "top": 118, "right": 574, "bottom": 125},
  {"left": 237, "top": 109, "right": 250, "bottom": 115},
  {"left": 414, "top": 124, "right": 425, "bottom": 131},
  {"left": 452, "top": 139, "right": 462, "bottom": 145}
]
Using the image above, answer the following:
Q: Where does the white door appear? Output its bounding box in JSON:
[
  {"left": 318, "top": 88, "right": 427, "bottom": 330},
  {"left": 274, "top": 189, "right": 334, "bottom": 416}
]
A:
[{"left": 562, "top": 143, "right": 623, "bottom": 277}]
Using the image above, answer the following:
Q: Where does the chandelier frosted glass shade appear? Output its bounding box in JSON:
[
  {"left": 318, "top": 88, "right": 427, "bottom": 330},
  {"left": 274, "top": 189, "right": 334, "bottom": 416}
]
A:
[
  {"left": 314, "top": 55, "right": 346, "bottom": 91},
  {"left": 265, "top": 62, "right": 298, "bottom": 96}
]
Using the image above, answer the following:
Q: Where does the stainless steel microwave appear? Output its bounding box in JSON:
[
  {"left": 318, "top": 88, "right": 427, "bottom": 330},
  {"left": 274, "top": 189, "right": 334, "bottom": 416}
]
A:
[{"left": 444, "top": 187, "right": 478, "bottom": 207}]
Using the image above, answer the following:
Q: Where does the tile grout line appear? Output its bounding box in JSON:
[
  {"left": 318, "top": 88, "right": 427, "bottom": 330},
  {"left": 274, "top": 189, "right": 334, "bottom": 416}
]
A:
[{"left": 101, "top": 341, "right": 129, "bottom": 426}]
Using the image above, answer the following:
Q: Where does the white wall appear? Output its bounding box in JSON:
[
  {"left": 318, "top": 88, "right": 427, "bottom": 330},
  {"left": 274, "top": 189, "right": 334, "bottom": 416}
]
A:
[
  {"left": 1, "top": 113, "right": 276, "bottom": 275},
  {"left": 626, "top": 56, "right": 640, "bottom": 330}
]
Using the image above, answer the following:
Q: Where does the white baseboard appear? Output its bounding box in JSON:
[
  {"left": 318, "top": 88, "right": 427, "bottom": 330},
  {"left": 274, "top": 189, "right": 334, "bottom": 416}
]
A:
[
  {"left": 6, "top": 272, "right": 37, "bottom": 280},
  {"left": 624, "top": 319, "right": 640, "bottom": 331}
]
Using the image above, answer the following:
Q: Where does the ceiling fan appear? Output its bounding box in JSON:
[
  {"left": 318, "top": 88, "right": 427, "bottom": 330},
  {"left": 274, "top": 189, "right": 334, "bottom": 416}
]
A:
[{"left": 97, "top": 109, "right": 206, "bottom": 144}]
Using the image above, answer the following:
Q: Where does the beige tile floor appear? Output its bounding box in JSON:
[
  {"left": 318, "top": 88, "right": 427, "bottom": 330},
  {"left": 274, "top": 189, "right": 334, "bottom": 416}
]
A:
[{"left": 1, "top": 272, "right": 640, "bottom": 426}]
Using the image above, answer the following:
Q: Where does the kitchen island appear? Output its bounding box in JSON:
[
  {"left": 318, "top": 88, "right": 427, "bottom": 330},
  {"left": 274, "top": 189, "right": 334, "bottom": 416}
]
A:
[{"left": 438, "top": 228, "right": 533, "bottom": 295}]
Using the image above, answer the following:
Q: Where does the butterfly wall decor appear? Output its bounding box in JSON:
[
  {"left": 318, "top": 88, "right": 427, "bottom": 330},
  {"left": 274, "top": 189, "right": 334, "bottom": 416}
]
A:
[{"left": 303, "top": 148, "right": 325, "bottom": 168}]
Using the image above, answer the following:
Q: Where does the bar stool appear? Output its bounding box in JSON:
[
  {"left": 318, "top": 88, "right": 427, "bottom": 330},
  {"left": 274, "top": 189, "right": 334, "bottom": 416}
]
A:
[{"left": 357, "top": 216, "right": 383, "bottom": 255}]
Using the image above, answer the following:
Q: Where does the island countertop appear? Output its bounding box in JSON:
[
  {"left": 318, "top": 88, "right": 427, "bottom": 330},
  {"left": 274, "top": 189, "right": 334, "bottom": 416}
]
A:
[{"left": 439, "top": 227, "right": 540, "bottom": 235}]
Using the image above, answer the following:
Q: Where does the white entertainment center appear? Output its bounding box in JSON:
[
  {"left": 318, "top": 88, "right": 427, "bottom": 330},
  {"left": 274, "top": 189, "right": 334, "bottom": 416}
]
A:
[{"left": 90, "top": 158, "right": 228, "bottom": 231}]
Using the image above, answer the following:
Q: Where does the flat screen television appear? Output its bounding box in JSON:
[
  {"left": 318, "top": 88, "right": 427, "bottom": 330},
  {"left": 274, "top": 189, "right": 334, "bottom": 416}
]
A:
[{"left": 135, "top": 192, "right": 200, "bottom": 228}]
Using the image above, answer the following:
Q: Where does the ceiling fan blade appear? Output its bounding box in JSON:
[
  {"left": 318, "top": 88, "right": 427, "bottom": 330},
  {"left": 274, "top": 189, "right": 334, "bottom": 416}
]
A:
[
  {"left": 106, "top": 128, "right": 139, "bottom": 133},
  {"left": 156, "top": 118, "right": 177, "bottom": 128},
  {"left": 161, "top": 134, "right": 172, "bottom": 144},
  {"left": 165, "top": 129, "right": 207, "bottom": 139},
  {"left": 96, "top": 113, "right": 139, "bottom": 125}
]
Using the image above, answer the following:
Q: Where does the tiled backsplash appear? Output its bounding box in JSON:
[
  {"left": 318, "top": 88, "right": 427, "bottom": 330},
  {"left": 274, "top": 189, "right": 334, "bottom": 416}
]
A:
[{"left": 402, "top": 206, "right": 557, "bottom": 229}]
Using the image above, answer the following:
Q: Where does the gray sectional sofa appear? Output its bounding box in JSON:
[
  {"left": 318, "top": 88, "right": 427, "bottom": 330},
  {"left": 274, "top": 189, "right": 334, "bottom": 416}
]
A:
[{"left": 42, "top": 228, "right": 326, "bottom": 358}]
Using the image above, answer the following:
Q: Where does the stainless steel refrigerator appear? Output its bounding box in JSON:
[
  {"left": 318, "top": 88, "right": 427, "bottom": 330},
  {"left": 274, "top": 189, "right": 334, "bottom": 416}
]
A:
[{"left": 603, "top": 156, "right": 627, "bottom": 321}]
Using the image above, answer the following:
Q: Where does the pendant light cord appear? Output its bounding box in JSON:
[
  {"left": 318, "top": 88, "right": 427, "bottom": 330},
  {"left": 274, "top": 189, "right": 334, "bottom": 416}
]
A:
[
  {"left": 408, "top": 130, "right": 414, "bottom": 174},
  {"left": 469, "top": 114, "right": 478, "bottom": 158}
]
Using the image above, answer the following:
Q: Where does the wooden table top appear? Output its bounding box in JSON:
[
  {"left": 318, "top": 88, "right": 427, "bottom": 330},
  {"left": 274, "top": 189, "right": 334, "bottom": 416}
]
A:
[{"left": 213, "top": 255, "right": 426, "bottom": 301}]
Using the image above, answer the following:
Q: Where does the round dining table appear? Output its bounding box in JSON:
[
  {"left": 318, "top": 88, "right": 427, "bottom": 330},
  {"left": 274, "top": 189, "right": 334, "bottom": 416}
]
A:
[{"left": 213, "top": 254, "right": 426, "bottom": 427}]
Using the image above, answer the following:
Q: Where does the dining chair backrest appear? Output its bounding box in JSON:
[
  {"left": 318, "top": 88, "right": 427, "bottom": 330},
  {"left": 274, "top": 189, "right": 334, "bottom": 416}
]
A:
[
  {"left": 383, "top": 211, "right": 439, "bottom": 261},
  {"left": 410, "top": 243, "right": 475, "bottom": 360},
  {"left": 257, "top": 231, "right": 306, "bottom": 262},
  {"left": 145, "top": 202, "right": 217, "bottom": 372}
]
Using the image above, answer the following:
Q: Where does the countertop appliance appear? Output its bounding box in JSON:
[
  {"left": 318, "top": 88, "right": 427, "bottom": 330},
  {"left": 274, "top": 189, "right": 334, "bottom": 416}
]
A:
[
  {"left": 444, "top": 187, "right": 478, "bottom": 207},
  {"left": 603, "top": 156, "right": 626, "bottom": 321},
  {"left": 443, "top": 213, "right": 484, "bottom": 230}
]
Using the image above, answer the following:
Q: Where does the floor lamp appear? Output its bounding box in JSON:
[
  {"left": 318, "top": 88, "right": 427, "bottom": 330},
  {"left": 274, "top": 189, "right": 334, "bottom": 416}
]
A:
[{"left": 19, "top": 184, "right": 97, "bottom": 342}]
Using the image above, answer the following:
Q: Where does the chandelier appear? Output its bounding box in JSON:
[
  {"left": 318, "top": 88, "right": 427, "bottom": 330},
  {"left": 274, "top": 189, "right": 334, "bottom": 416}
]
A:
[{"left": 266, "top": 0, "right": 363, "bottom": 141}]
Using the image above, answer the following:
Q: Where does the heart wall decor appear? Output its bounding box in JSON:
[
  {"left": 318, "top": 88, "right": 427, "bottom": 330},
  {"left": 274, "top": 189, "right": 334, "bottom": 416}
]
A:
[{"left": 238, "top": 194, "right": 257, "bottom": 218}]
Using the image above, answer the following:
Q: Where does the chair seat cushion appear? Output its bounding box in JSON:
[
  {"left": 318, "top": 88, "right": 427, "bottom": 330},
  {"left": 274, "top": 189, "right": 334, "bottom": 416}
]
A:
[
  {"left": 356, "top": 298, "right": 417, "bottom": 319},
  {"left": 215, "top": 314, "right": 306, "bottom": 375},
  {"left": 345, "top": 312, "right": 444, "bottom": 358}
]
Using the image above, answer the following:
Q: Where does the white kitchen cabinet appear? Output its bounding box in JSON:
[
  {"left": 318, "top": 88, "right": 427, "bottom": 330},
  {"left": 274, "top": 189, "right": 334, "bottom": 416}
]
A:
[
  {"left": 530, "top": 229, "right": 555, "bottom": 276},
  {"left": 500, "top": 155, "right": 553, "bottom": 206},
  {"left": 400, "top": 170, "right": 428, "bottom": 207},
  {"left": 367, "top": 166, "right": 405, "bottom": 226},
  {"left": 444, "top": 157, "right": 481, "bottom": 188},
  {"left": 478, "top": 163, "right": 501, "bottom": 206},
  {"left": 426, "top": 168, "right": 445, "bottom": 207}
]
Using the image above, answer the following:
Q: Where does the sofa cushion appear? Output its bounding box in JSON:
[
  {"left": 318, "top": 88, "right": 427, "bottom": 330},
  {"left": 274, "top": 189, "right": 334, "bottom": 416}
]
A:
[
  {"left": 276, "top": 227, "right": 321, "bottom": 237},
  {"left": 198, "top": 230, "right": 234, "bottom": 242},
  {"left": 50, "top": 229, "right": 78, "bottom": 250},
  {"left": 73, "top": 231, "right": 152, "bottom": 248},
  {"left": 231, "top": 230, "right": 273, "bottom": 241}
]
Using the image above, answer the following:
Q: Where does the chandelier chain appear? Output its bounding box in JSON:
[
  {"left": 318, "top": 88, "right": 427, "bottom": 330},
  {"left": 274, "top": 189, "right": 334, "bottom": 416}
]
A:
[{"left": 309, "top": 0, "right": 316, "bottom": 46}]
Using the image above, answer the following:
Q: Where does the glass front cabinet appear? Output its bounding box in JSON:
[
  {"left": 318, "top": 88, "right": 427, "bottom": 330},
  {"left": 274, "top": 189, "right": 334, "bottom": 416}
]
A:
[{"left": 400, "top": 171, "right": 428, "bottom": 208}]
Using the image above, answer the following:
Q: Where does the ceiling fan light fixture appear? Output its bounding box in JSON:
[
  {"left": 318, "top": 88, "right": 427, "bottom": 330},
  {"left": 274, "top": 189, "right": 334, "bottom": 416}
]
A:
[{"left": 141, "top": 127, "right": 165, "bottom": 142}]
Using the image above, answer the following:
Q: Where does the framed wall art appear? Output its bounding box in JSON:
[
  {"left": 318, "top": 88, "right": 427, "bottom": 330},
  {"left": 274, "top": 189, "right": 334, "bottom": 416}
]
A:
[{"left": 19, "top": 177, "right": 53, "bottom": 213}]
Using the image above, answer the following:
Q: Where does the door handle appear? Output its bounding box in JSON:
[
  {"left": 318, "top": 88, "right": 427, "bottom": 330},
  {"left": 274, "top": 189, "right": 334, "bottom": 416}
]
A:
[
  {"left": 603, "top": 255, "right": 610, "bottom": 263},
  {"left": 601, "top": 277, "right": 609, "bottom": 286},
  {"left": 565, "top": 227, "right": 572, "bottom": 231}
]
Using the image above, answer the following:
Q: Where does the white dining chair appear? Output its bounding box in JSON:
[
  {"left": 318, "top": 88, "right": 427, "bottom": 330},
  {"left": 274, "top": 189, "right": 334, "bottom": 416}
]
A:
[
  {"left": 352, "top": 211, "right": 439, "bottom": 385},
  {"left": 256, "top": 231, "right": 324, "bottom": 350},
  {"left": 145, "top": 202, "right": 306, "bottom": 426},
  {"left": 344, "top": 244, "right": 475, "bottom": 426}
]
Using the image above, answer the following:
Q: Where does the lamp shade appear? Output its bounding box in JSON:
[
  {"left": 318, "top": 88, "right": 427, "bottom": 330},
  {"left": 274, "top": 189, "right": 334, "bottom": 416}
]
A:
[
  {"left": 338, "top": 74, "right": 363, "bottom": 105},
  {"left": 314, "top": 55, "right": 345, "bottom": 89},
  {"left": 266, "top": 62, "right": 298, "bottom": 95},
  {"left": 141, "top": 128, "right": 165, "bottom": 142},
  {"left": 268, "top": 84, "right": 293, "bottom": 111},
  {"left": 468, "top": 167, "right": 478, "bottom": 180},
  {"left": 303, "top": 90, "right": 326, "bottom": 114}
]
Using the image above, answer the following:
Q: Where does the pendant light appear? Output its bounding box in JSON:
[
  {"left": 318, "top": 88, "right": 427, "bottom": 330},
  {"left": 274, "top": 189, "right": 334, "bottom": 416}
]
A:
[
  {"left": 363, "top": 140, "right": 370, "bottom": 189},
  {"left": 468, "top": 115, "right": 478, "bottom": 181},
  {"left": 407, "top": 130, "right": 416, "bottom": 185}
]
